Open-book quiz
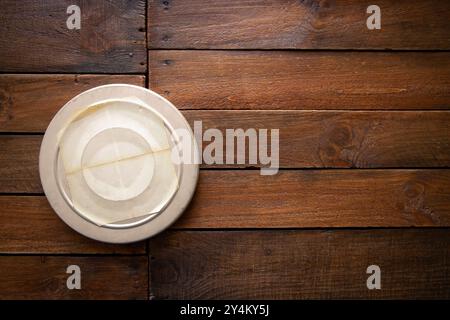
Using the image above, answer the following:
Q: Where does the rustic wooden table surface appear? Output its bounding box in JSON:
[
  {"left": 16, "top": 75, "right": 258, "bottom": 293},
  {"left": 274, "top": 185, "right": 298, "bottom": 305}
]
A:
[{"left": 0, "top": 0, "right": 449, "bottom": 299}]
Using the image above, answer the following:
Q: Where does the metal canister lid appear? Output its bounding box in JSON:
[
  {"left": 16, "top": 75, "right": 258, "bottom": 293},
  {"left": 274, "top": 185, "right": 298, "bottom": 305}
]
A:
[{"left": 39, "top": 84, "right": 199, "bottom": 243}]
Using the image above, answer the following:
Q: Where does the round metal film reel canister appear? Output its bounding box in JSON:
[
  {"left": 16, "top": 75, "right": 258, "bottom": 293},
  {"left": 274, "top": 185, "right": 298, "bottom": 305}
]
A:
[{"left": 39, "top": 84, "right": 199, "bottom": 243}]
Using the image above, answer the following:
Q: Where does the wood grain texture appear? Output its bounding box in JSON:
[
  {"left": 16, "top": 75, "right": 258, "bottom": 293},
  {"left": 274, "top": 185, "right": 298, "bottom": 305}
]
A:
[
  {"left": 149, "top": 50, "right": 450, "bottom": 110},
  {"left": 0, "top": 0, "right": 448, "bottom": 301},
  {"left": 177, "top": 170, "right": 450, "bottom": 228},
  {"left": 148, "top": 0, "right": 450, "bottom": 49},
  {"left": 183, "top": 111, "right": 450, "bottom": 168},
  {"left": 0, "top": 0, "right": 146, "bottom": 72},
  {"left": 0, "top": 256, "right": 148, "bottom": 299},
  {"left": 0, "top": 135, "right": 41, "bottom": 193},
  {"left": 0, "top": 75, "right": 145, "bottom": 132},
  {"left": 5, "top": 169, "right": 449, "bottom": 231},
  {"left": 0, "top": 196, "right": 145, "bottom": 254},
  {"left": 1, "top": 111, "right": 449, "bottom": 193},
  {"left": 149, "top": 230, "right": 450, "bottom": 299}
]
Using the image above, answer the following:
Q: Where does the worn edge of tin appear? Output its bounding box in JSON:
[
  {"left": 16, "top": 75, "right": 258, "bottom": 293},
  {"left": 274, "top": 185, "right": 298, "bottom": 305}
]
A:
[{"left": 39, "top": 84, "right": 199, "bottom": 244}]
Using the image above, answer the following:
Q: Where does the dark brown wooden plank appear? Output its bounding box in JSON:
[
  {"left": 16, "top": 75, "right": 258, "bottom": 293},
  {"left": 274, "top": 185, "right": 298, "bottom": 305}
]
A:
[
  {"left": 0, "top": 135, "right": 41, "bottom": 193},
  {"left": 5, "top": 169, "right": 449, "bottom": 231},
  {"left": 0, "top": 196, "right": 145, "bottom": 254},
  {"left": 0, "top": 75, "right": 145, "bottom": 132},
  {"left": 177, "top": 169, "right": 450, "bottom": 228},
  {"left": 149, "top": 51, "right": 450, "bottom": 110},
  {"left": 0, "top": 256, "right": 148, "bottom": 299},
  {"left": 184, "top": 111, "right": 450, "bottom": 168},
  {"left": 148, "top": 0, "right": 450, "bottom": 49},
  {"left": 149, "top": 229, "right": 450, "bottom": 299},
  {"left": 0, "top": 0, "right": 146, "bottom": 72},
  {"left": 1, "top": 111, "right": 449, "bottom": 191}
]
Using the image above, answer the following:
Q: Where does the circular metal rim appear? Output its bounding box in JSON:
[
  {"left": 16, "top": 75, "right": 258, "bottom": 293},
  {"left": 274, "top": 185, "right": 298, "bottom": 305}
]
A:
[
  {"left": 39, "top": 84, "right": 199, "bottom": 244},
  {"left": 54, "top": 100, "right": 184, "bottom": 230}
]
